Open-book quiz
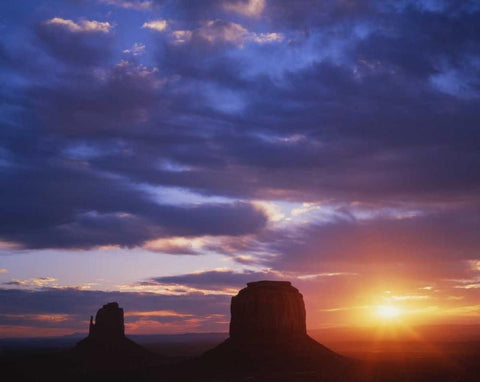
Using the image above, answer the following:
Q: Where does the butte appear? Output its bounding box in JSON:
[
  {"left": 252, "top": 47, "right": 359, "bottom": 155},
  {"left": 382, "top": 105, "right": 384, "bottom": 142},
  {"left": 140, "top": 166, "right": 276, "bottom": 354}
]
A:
[
  {"left": 74, "top": 302, "right": 152, "bottom": 372},
  {"left": 196, "top": 280, "right": 352, "bottom": 380}
]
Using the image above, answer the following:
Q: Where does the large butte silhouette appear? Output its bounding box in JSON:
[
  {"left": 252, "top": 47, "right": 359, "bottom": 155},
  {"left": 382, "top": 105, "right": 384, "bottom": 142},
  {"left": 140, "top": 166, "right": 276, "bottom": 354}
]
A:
[
  {"left": 74, "top": 302, "right": 152, "bottom": 371},
  {"left": 197, "top": 281, "right": 350, "bottom": 379}
]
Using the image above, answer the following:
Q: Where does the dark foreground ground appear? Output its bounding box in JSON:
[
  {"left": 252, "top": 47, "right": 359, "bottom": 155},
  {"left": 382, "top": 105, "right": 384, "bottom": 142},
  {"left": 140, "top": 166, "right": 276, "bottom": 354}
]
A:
[{"left": 1, "top": 333, "right": 480, "bottom": 382}]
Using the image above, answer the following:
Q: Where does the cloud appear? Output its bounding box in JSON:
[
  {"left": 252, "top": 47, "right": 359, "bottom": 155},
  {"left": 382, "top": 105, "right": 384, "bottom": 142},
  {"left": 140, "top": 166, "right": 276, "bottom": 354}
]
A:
[
  {"left": 99, "top": 0, "right": 153, "bottom": 10},
  {"left": 3, "top": 0, "right": 480, "bottom": 258},
  {"left": 140, "top": 268, "right": 358, "bottom": 297},
  {"left": 0, "top": 287, "right": 231, "bottom": 317},
  {"left": 125, "top": 310, "right": 193, "bottom": 318},
  {"left": 223, "top": 0, "right": 266, "bottom": 17},
  {"left": 44, "top": 18, "right": 112, "bottom": 33},
  {"left": 170, "top": 30, "right": 193, "bottom": 44},
  {"left": 167, "top": 20, "right": 249, "bottom": 46},
  {"left": 36, "top": 18, "right": 114, "bottom": 65},
  {"left": 0, "top": 313, "right": 71, "bottom": 324},
  {"left": 262, "top": 0, "right": 374, "bottom": 29},
  {"left": 168, "top": 20, "right": 283, "bottom": 46},
  {"left": 31, "top": 59, "right": 162, "bottom": 133},
  {"left": 0, "top": 159, "right": 268, "bottom": 248},
  {"left": 144, "top": 236, "right": 207, "bottom": 254},
  {"left": 256, "top": 207, "right": 480, "bottom": 271},
  {"left": 142, "top": 19, "right": 168, "bottom": 32},
  {"left": 197, "top": 20, "right": 248, "bottom": 45},
  {"left": 3, "top": 277, "right": 57, "bottom": 288},
  {"left": 1, "top": 50, "right": 268, "bottom": 250},
  {"left": 21, "top": 3, "right": 476, "bottom": 205},
  {"left": 147, "top": 269, "right": 282, "bottom": 291},
  {"left": 122, "top": 42, "right": 146, "bottom": 56},
  {"left": 250, "top": 32, "right": 284, "bottom": 44}
]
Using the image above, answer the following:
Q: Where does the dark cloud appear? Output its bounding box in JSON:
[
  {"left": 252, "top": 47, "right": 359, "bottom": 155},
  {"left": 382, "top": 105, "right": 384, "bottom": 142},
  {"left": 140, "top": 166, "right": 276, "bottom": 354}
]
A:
[
  {"left": 3, "top": 281, "right": 23, "bottom": 286},
  {"left": 38, "top": 28, "right": 479, "bottom": 204},
  {"left": 263, "top": 0, "right": 373, "bottom": 29},
  {"left": 35, "top": 19, "right": 114, "bottom": 66},
  {"left": 0, "top": 158, "right": 267, "bottom": 248},
  {"left": 0, "top": 288, "right": 228, "bottom": 316},
  {"left": 150, "top": 0, "right": 262, "bottom": 21},
  {"left": 147, "top": 269, "right": 281, "bottom": 290},
  {"left": 1, "top": 0, "right": 480, "bottom": 253},
  {"left": 32, "top": 61, "right": 163, "bottom": 136},
  {"left": 151, "top": 0, "right": 372, "bottom": 27}
]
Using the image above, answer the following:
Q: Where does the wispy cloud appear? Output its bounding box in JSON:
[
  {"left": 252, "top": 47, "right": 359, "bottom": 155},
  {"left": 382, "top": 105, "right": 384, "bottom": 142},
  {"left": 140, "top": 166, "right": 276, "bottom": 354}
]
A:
[
  {"left": 44, "top": 18, "right": 112, "bottom": 33},
  {"left": 250, "top": 32, "right": 284, "bottom": 44},
  {"left": 99, "top": 0, "right": 153, "bottom": 11},
  {"left": 125, "top": 310, "right": 193, "bottom": 318},
  {"left": 296, "top": 272, "right": 358, "bottom": 280},
  {"left": 171, "top": 30, "right": 193, "bottom": 44},
  {"left": 0, "top": 313, "right": 71, "bottom": 322},
  {"left": 167, "top": 20, "right": 283, "bottom": 46},
  {"left": 122, "top": 42, "right": 146, "bottom": 56},
  {"left": 224, "top": 0, "right": 265, "bottom": 17},
  {"left": 3, "top": 277, "right": 57, "bottom": 288},
  {"left": 142, "top": 19, "right": 168, "bottom": 32}
]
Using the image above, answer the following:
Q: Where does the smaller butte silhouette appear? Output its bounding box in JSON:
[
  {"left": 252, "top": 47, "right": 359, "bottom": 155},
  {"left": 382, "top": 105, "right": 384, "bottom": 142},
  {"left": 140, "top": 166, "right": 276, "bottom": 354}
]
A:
[
  {"left": 75, "top": 302, "right": 151, "bottom": 371},
  {"left": 198, "top": 281, "right": 349, "bottom": 378},
  {"left": 88, "top": 302, "right": 125, "bottom": 340}
]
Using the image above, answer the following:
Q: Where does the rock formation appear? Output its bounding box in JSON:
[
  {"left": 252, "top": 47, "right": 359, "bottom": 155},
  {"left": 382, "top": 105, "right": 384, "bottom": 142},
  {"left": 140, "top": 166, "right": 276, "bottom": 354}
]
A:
[
  {"left": 197, "top": 280, "right": 349, "bottom": 379},
  {"left": 88, "top": 302, "right": 125, "bottom": 340},
  {"left": 230, "top": 281, "right": 306, "bottom": 342},
  {"left": 74, "top": 302, "right": 152, "bottom": 372}
]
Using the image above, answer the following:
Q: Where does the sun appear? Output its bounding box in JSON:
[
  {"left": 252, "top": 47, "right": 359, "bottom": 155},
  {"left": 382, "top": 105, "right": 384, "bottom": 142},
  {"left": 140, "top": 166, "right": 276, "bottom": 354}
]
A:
[{"left": 376, "top": 305, "right": 402, "bottom": 319}]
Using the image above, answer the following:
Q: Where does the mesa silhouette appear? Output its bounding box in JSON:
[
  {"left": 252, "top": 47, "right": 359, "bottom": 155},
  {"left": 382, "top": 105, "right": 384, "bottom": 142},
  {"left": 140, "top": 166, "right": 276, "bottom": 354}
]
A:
[
  {"left": 74, "top": 302, "right": 153, "bottom": 372},
  {"left": 188, "top": 280, "right": 350, "bottom": 380}
]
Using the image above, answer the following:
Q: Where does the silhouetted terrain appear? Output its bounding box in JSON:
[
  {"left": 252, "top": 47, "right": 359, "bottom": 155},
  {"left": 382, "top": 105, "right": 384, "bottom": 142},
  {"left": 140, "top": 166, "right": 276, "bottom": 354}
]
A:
[
  {"left": 1, "top": 282, "right": 480, "bottom": 381},
  {"left": 2, "top": 335, "right": 480, "bottom": 381}
]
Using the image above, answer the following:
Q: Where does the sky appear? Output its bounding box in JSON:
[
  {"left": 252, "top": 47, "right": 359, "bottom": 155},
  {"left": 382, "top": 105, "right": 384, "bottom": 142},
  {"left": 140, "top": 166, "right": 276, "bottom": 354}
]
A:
[{"left": 1, "top": 0, "right": 480, "bottom": 338}]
